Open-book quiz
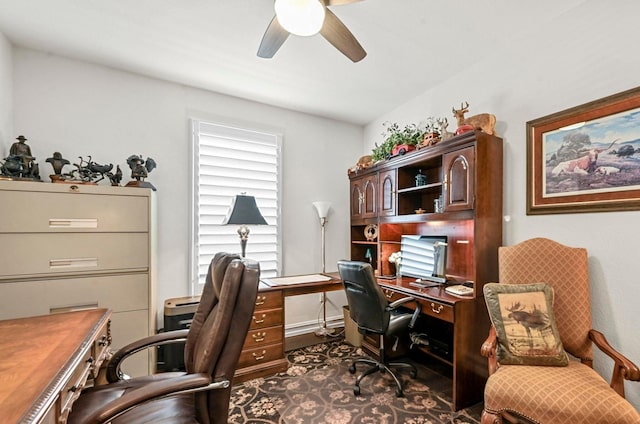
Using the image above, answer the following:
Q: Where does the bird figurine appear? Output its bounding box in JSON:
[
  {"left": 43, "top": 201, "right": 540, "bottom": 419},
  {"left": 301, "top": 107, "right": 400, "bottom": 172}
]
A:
[{"left": 125, "top": 155, "right": 157, "bottom": 190}]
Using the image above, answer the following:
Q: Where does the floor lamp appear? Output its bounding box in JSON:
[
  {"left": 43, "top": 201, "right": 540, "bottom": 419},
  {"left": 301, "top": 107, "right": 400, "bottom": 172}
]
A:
[{"left": 313, "top": 201, "right": 335, "bottom": 337}]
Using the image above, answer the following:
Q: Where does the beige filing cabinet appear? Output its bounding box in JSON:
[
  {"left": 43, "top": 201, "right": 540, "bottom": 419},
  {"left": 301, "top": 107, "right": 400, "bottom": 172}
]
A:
[{"left": 0, "top": 180, "right": 156, "bottom": 377}]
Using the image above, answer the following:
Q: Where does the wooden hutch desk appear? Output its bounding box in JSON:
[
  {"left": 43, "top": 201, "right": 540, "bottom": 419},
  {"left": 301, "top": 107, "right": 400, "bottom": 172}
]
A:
[
  {"left": 349, "top": 130, "right": 503, "bottom": 410},
  {"left": 0, "top": 308, "right": 112, "bottom": 424}
]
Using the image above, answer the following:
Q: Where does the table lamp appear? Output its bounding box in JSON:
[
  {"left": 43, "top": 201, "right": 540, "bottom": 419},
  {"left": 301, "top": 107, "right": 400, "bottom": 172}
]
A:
[
  {"left": 313, "top": 201, "right": 334, "bottom": 336},
  {"left": 222, "top": 193, "right": 267, "bottom": 257}
]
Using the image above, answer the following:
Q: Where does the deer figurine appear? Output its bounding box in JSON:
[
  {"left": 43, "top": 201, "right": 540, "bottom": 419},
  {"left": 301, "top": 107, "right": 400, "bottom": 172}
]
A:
[{"left": 452, "top": 101, "right": 497, "bottom": 135}]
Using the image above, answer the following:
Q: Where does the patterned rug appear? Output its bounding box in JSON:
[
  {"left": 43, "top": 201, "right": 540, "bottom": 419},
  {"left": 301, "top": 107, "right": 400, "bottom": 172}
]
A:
[{"left": 229, "top": 341, "right": 483, "bottom": 423}]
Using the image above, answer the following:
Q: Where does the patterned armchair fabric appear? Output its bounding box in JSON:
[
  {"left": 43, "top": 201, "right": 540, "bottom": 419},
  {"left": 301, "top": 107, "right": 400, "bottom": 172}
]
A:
[{"left": 481, "top": 238, "right": 640, "bottom": 424}]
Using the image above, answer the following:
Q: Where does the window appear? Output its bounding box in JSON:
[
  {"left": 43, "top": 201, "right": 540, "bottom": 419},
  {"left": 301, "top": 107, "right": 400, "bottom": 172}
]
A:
[{"left": 191, "top": 119, "right": 281, "bottom": 294}]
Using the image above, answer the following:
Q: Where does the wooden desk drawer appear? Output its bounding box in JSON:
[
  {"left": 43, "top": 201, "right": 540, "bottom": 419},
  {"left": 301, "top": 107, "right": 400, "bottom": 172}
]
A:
[
  {"left": 250, "top": 308, "right": 283, "bottom": 329},
  {"left": 92, "top": 320, "right": 111, "bottom": 378},
  {"left": 60, "top": 347, "right": 93, "bottom": 420},
  {"left": 0, "top": 233, "right": 149, "bottom": 279},
  {"left": 0, "top": 190, "right": 149, "bottom": 233},
  {"left": 237, "top": 343, "right": 284, "bottom": 369},
  {"left": 419, "top": 299, "right": 454, "bottom": 323},
  {"left": 243, "top": 326, "right": 282, "bottom": 349},
  {"left": 254, "top": 291, "right": 283, "bottom": 310}
]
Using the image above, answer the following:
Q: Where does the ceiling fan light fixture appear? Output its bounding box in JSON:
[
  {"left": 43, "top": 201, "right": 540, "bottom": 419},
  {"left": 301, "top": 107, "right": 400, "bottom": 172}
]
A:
[{"left": 274, "top": 0, "right": 326, "bottom": 37}]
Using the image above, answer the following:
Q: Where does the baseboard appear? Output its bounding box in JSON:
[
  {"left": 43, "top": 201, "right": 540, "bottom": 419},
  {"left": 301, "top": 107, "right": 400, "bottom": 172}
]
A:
[{"left": 285, "top": 315, "right": 343, "bottom": 338}]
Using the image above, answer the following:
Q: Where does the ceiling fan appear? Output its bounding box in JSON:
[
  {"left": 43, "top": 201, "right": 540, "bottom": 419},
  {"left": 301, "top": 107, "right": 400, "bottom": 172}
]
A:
[{"left": 257, "top": 0, "right": 367, "bottom": 63}]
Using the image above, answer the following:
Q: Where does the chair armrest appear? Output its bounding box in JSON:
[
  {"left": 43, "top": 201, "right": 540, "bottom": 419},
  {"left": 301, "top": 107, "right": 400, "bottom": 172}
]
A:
[
  {"left": 105, "top": 329, "right": 190, "bottom": 383},
  {"left": 481, "top": 325, "right": 498, "bottom": 375},
  {"left": 387, "top": 296, "right": 414, "bottom": 310},
  {"left": 589, "top": 329, "right": 640, "bottom": 397},
  {"left": 82, "top": 373, "right": 228, "bottom": 423},
  {"left": 387, "top": 296, "right": 422, "bottom": 329}
]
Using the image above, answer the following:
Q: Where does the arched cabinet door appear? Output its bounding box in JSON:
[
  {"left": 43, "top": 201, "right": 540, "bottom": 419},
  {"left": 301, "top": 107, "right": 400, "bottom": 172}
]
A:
[
  {"left": 350, "top": 174, "right": 377, "bottom": 220},
  {"left": 379, "top": 169, "right": 396, "bottom": 217},
  {"left": 350, "top": 178, "right": 364, "bottom": 219},
  {"left": 443, "top": 146, "right": 475, "bottom": 211}
]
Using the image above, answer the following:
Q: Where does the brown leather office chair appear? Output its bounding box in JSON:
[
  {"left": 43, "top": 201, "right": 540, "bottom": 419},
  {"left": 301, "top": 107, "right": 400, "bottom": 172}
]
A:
[
  {"left": 480, "top": 238, "right": 640, "bottom": 424},
  {"left": 68, "top": 252, "right": 260, "bottom": 424},
  {"left": 338, "top": 260, "right": 421, "bottom": 397}
]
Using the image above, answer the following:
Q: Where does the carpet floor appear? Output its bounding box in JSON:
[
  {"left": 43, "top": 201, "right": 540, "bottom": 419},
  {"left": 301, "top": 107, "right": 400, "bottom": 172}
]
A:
[{"left": 229, "top": 340, "right": 483, "bottom": 423}]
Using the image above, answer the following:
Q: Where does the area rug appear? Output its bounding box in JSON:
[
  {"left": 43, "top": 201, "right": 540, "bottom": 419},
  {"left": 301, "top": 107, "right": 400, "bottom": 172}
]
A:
[{"left": 229, "top": 341, "right": 482, "bottom": 423}]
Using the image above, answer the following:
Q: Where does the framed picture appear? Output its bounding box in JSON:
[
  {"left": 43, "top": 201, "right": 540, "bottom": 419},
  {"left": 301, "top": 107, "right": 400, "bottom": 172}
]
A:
[{"left": 527, "top": 86, "right": 640, "bottom": 214}]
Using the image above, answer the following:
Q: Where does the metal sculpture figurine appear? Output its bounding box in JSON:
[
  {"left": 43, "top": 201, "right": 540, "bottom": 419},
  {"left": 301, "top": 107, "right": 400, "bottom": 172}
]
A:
[
  {"left": 0, "top": 135, "right": 41, "bottom": 181},
  {"left": 45, "top": 151, "right": 71, "bottom": 182},
  {"left": 125, "top": 154, "right": 157, "bottom": 190},
  {"left": 63, "top": 155, "right": 115, "bottom": 184}
]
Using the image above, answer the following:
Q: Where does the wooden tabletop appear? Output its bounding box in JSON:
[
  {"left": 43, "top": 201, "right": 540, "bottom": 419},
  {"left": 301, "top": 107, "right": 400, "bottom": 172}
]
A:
[{"left": 0, "top": 308, "right": 111, "bottom": 423}]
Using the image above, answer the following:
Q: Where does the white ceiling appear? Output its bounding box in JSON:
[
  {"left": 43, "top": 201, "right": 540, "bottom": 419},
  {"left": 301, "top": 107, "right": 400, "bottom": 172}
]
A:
[{"left": 0, "top": 0, "right": 586, "bottom": 125}]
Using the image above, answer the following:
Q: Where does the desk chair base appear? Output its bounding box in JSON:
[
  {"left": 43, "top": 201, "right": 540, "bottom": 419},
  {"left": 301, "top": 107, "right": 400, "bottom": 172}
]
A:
[{"left": 349, "top": 357, "right": 417, "bottom": 397}]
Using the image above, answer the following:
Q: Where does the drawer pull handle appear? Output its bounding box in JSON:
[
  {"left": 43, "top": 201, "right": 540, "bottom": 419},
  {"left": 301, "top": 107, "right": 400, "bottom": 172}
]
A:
[
  {"left": 86, "top": 357, "right": 94, "bottom": 364},
  {"left": 253, "top": 350, "right": 266, "bottom": 361},
  {"left": 49, "top": 257, "right": 98, "bottom": 269},
  {"left": 430, "top": 303, "right": 444, "bottom": 314},
  {"left": 99, "top": 336, "right": 108, "bottom": 347},
  {"left": 253, "top": 314, "right": 266, "bottom": 324},
  {"left": 49, "top": 218, "right": 98, "bottom": 228},
  {"left": 384, "top": 290, "right": 393, "bottom": 300},
  {"left": 255, "top": 295, "right": 267, "bottom": 306},
  {"left": 252, "top": 332, "right": 267, "bottom": 342}
]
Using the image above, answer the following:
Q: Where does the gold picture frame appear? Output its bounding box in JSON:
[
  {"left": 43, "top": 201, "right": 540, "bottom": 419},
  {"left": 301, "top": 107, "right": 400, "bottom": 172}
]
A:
[{"left": 527, "top": 86, "right": 640, "bottom": 214}]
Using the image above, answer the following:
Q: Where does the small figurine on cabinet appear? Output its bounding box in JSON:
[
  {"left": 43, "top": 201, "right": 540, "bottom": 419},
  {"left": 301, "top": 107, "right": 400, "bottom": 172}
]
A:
[
  {"left": 45, "top": 151, "right": 71, "bottom": 182},
  {"left": 452, "top": 101, "right": 496, "bottom": 135},
  {"left": 415, "top": 169, "right": 427, "bottom": 186},
  {"left": 63, "top": 155, "right": 114, "bottom": 184},
  {"left": 0, "top": 135, "right": 41, "bottom": 181},
  {"left": 107, "top": 165, "right": 123, "bottom": 186},
  {"left": 125, "top": 155, "right": 157, "bottom": 190}
]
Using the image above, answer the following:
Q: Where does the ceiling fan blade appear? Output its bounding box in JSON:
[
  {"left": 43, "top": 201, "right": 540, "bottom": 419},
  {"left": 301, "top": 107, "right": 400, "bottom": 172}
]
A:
[
  {"left": 257, "top": 16, "right": 290, "bottom": 59},
  {"left": 324, "top": 0, "right": 363, "bottom": 5},
  {"left": 320, "top": 8, "right": 366, "bottom": 62}
]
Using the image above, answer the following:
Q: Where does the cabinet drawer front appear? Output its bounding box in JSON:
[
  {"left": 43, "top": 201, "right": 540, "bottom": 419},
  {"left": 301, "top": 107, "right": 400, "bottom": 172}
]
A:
[
  {"left": 254, "top": 291, "right": 283, "bottom": 310},
  {"left": 243, "top": 326, "right": 282, "bottom": 349},
  {"left": 0, "top": 273, "right": 149, "bottom": 320},
  {"left": 237, "top": 343, "right": 284, "bottom": 369},
  {"left": 110, "top": 309, "right": 151, "bottom": 377},
  {"left": 249, "top": 308, "right": 283, "bottom": 329},
  {"left": 0, "top": 190, "right": 149, "bottom": 233},
  {"left": 0, "top": 233, "right": 148, "bottom": 279},
  {"left": 419, "top": 299, "right": 454, "bottom": 322}
]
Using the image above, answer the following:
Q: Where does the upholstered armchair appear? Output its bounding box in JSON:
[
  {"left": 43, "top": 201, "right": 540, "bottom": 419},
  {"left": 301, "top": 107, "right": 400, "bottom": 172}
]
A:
[
  {"left": 480, "top": 238, "right": 640, "bottom": 423},
  {"left": 68, "top": 252, "right": 260, "bottom": 424}
]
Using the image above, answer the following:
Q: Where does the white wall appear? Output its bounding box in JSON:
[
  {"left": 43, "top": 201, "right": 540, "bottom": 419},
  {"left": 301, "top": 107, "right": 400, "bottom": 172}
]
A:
[
  {"left": 9, "top": 47, "right": 356, "bottom": 333},
  {"left": 0, "top": 32, "right": 11, "bottom": 155},
  {"left": 364, "top": 0, "right": 640, "bottom": 409}
]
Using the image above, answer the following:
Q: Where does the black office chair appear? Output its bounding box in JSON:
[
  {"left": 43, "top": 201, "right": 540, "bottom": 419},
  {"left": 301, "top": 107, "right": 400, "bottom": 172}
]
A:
[{"left": 338, "top": 260, "right": 422, "bottom": 397}]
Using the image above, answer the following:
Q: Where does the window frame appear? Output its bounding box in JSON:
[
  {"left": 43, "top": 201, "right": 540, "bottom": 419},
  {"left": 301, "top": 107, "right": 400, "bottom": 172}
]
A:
[{"left": 189, "top": 118, "right": 282, "bottom": 295}]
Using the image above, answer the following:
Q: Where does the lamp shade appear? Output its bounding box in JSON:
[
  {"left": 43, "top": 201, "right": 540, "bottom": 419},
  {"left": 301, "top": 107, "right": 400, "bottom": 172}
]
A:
[
  {"left": 274, "top": 0, "right": 326, "bottom": 36},
  {"left": 222, "top": 194, "right": 267, "bottom": 225},
  {"left": 313, "top": 201, "right": 331, "bottom": 219}
]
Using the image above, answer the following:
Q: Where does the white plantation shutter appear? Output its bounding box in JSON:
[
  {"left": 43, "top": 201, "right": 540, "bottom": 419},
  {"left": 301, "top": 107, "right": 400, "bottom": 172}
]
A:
[{"left": 191, "top": 119, "right": 281, "bottom": 293}]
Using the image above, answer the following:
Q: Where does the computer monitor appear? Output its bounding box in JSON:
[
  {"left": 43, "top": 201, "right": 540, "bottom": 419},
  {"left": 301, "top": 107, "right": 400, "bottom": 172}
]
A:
[{"left": 399, "top": 235, "right": 448, "bottom": 283}]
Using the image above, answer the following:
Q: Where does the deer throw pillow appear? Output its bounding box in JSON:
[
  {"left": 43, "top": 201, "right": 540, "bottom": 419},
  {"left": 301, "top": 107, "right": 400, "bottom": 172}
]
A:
[{"left": 483, "top": 283, "right": 568, "bottom": 366}]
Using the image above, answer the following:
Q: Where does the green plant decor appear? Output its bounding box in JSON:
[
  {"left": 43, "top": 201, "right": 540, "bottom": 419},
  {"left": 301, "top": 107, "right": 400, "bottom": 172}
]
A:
[{"left": 371, "top": 122, "right": 424, "bottom": 162}]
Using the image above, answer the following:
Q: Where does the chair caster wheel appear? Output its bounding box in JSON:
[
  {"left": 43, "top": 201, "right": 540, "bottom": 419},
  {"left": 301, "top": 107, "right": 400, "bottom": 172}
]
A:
[
  {"left": 353, "top": 386, "right": 360, "bottom": 395},
  {"left": 395, "top": 388, "right": 404, "bottom": 397},
  {"left": 348, "top": 364, "right": 356, "bottom": 374}
]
